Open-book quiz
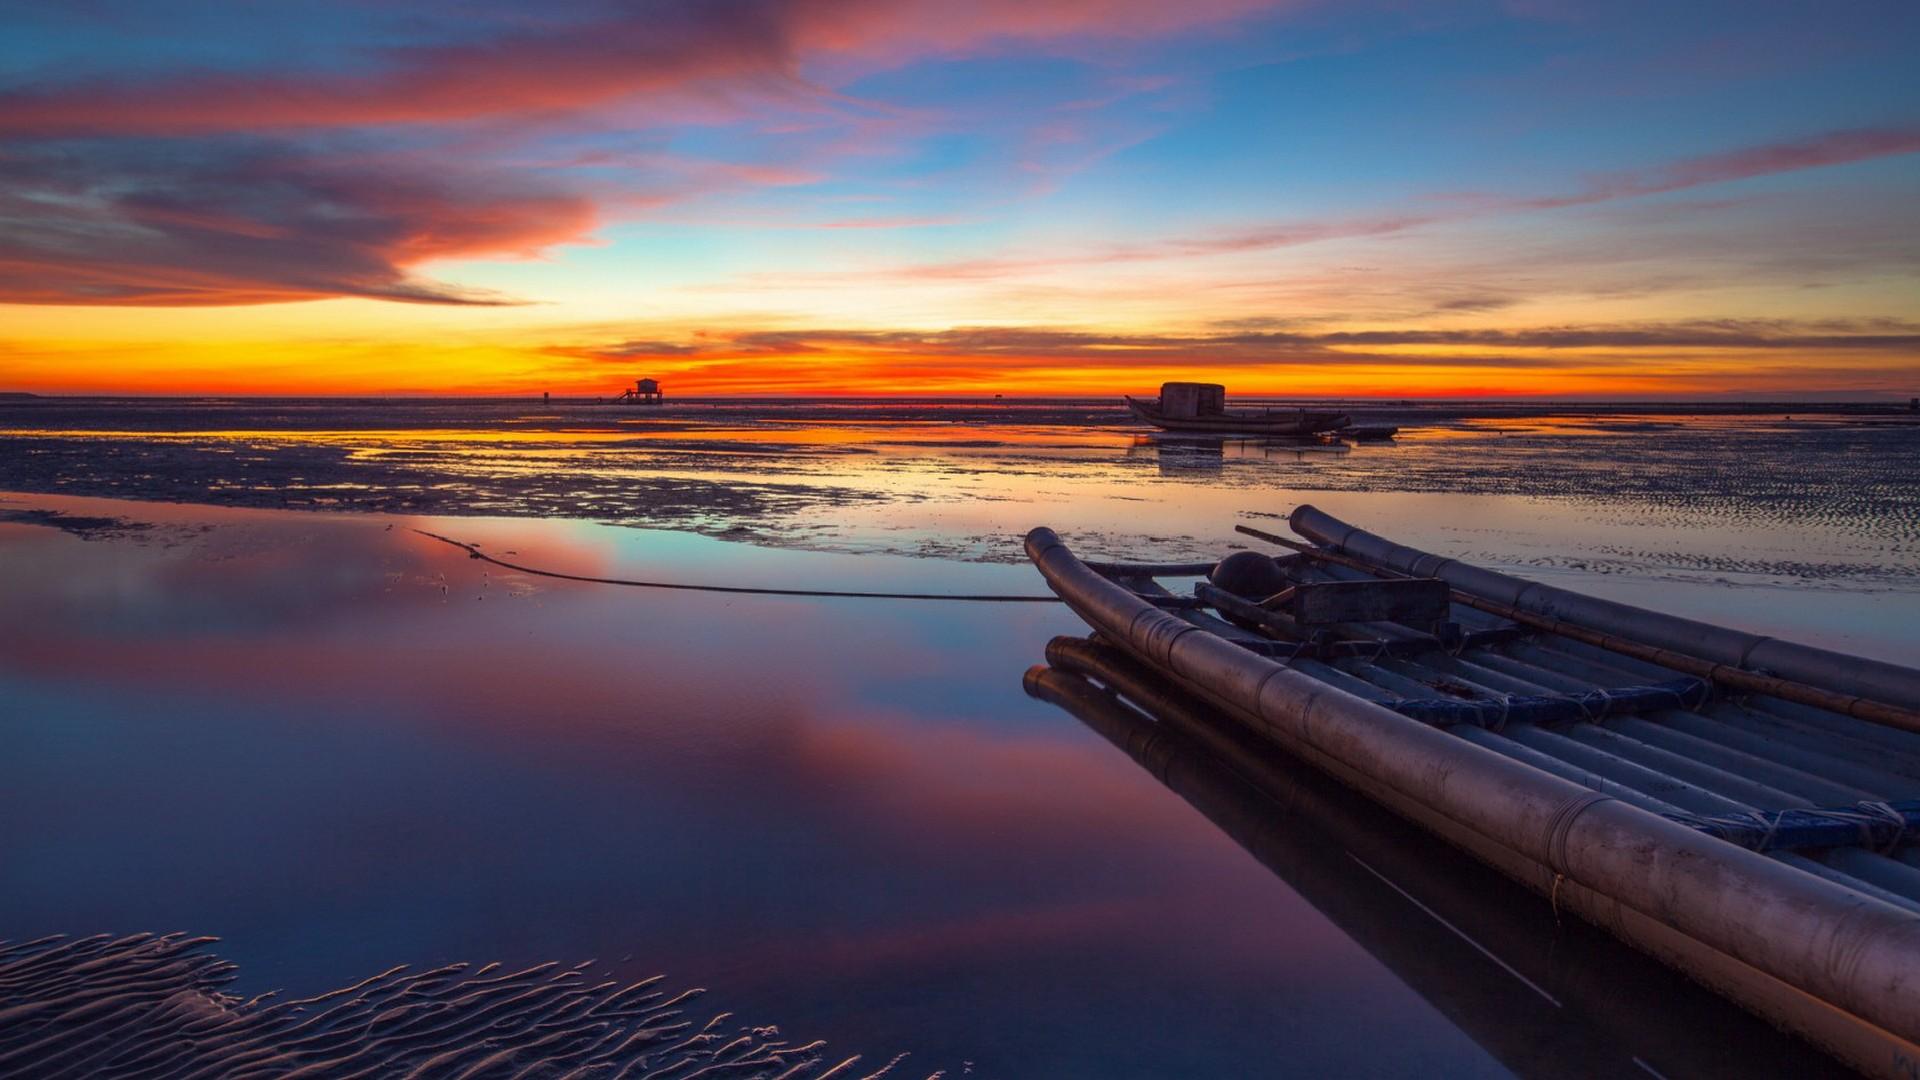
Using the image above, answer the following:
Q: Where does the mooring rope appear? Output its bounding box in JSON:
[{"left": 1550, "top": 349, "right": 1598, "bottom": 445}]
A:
[{"left": 412, "top": 529, "right": 1065, "bottom": 603}]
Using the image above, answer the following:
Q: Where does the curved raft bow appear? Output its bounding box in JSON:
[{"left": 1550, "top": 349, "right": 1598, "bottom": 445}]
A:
[{"left": 1025, "top": 505, "right": 1920, "bottom": 1078}]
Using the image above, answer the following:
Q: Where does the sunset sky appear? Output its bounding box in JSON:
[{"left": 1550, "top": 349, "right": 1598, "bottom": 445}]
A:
[{"left": 2, "top": 0, "right": 1916, "bottom": 397}]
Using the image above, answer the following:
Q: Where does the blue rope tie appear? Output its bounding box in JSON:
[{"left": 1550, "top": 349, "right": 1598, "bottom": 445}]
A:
[
  {"left": 1665, "top": 800, "right": 1920, "bottom": 854},
  {"left": 1388, "top": 677, "right": 1710, "bottom": 729}
]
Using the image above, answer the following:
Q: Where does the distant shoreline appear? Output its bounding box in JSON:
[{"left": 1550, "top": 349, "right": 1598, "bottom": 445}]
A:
[{"left": 0, "top": 392, "right": 1913, "bottom": 413}]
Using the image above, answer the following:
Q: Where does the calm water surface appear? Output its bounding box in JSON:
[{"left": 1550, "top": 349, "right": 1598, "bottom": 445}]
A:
[{"left": 2, "top": 401, "right": 1913, "bottom": 1076}]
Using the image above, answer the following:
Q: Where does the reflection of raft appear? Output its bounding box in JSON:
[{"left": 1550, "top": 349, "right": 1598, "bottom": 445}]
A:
[
  {"left": 1025, "top": 641, "right": 1851, "bottom": 1077},
  {"left": 1024, "top": 505, "right": 1920, "bottom": 1077}
]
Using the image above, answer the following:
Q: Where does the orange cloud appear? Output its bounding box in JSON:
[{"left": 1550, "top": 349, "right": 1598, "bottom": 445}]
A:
[
  {"left": 550, "top": 319, "right": 1920, "bottom": 363},
  {"left": 530, "top": 319, "right": 1920, "bottom": 397},
  {"left": 6, "top": 315, "right": 1913, "bottom": 398}
]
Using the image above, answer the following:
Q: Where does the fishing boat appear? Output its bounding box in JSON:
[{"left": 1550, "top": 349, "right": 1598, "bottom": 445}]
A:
[
  {"left": 1024, "top": 505, "right": 1920, "bottom": 1077},
  {"left": 1125, "top": 381, "right": 1350, "bottom": 435}
]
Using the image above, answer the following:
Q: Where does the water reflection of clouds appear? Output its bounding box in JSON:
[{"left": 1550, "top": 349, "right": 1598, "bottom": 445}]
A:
[{"left": 3, "top": 496, "right": 1498, "bottom": 1076}]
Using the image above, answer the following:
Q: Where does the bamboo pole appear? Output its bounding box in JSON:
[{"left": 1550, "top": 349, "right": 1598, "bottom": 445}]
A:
[{"left": 1234, "top": 524, "right": 1920, "bottom": 737}]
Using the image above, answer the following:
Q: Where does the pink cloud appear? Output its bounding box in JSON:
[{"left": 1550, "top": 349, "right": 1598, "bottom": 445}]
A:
[
  {"left": 1520, "top": 125, "right": 1920, "bottom": 209},
  {"left": 0, "top": 12, "right": 785, "bottom": 136},
  {"left": 0, "top": 1, "right": 1287, "bottom": 137},
  {"left": 791, "top": 0, "right": 1283, "bottom": 55},
  {"left": 0, "top": 0, "right": 1294, "bottom": 306}
]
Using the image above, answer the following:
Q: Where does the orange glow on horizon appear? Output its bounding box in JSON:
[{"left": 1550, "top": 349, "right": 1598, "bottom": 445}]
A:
[{"left": 4, "top": 314, "right": 1914, "bottom": 400}]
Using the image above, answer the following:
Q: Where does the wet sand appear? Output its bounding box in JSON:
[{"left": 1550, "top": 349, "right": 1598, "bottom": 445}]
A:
[
  {"left": 3, "top": 398, "right": 1916, "bottom": 577},
  {"left": 4, "top": 397, "right": 1915, "bottom": 665},
  {"left": 0, "top": 933, "right": 920, "bottom": 1078}
]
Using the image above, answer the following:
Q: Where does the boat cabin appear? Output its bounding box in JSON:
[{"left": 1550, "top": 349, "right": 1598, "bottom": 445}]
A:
[{"left": 1158, "top": 382, "right": 1226, "bottom": 419}]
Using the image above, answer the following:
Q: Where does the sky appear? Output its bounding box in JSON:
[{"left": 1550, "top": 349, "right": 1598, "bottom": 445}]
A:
[{"left": 1, "top": 0, "right": 1916, "bottom": 397}]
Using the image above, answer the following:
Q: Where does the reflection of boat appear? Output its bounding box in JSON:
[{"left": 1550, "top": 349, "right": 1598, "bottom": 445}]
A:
[
  {"left": 1025, "top": 642, "right": 1852, "bottom": 1079},
  {"left": 1024, "top": 505, "right": 1920, "bottom": 1077},
  {"left": 1127, "top": 434, "right": 1350, "bottom": 474},
  {"left": 1137, "top": 434, "right": 1224, "bottom": 474},
  {"left": 1125, "top": 382, "right": 1348, "bottom": 435}
]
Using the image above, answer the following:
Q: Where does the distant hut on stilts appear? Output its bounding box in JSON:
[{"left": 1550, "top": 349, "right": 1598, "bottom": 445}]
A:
[{"left": 615, "top": 378, "right": 663, "bottom": 405}]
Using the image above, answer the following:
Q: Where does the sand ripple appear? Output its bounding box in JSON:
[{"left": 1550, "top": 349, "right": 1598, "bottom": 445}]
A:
[{"left": 0, "top": 933, "right": 920, "bottom": 1079}]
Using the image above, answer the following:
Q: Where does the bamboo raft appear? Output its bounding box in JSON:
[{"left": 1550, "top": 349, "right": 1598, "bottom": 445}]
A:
[{"left": 1024, "top": 505, "right": 1920, "bottom": 1078}]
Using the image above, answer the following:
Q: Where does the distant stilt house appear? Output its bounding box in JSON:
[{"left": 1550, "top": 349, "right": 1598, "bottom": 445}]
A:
[{"left": 616, "top": 378, "right": 663, "bottom": 404}]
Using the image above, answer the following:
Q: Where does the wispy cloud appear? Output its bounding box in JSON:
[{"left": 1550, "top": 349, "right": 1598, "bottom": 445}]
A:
[
  {"left": 755, "top": 124, "right": 1920, "bottom": 288},
  {"left": 0, "top": 0, "right": 1290, "bottom": 306},
  {"left": 0, "top": 1, "right": 1282, "bottom": 136},
  {"left": 0, "top": 140, "right": 594, "bottom": 305},
  {"left": 549, "top": 317, "right": 1920, "bottom": 367},
  {"left": 519, "top": 315, "right": 1918, "bottom": 397},
  {"left": 1, "top": 0, "right": 1912, "bottom": 348},
  {"left": 1511, "top": 126, "right": 1920, "bottom": 210}
]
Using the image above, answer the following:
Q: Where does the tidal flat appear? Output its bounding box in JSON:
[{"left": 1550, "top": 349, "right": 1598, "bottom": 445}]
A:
[{"left": 1, "top": 398, "right": 1913, "bottom": 1077}]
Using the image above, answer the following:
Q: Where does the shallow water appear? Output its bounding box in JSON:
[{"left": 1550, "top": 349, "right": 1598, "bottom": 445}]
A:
[
  {"left": 4, "top": 398, "right": 1916, "bottom": 662},
  {"left": 1, "top": 400, "right": 1915, "bottom": 1076},
  {"left": 5, "top": 399, "right": 1916, "bottom": 587}
]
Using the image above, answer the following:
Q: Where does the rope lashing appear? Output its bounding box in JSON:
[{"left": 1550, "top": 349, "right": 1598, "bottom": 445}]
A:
[
  {"left": 1386, "top": 677, "right": 1712, "bottom": 729},
  {"left": 1665, "top": 799, "right": 1920, "bottom": 854},
  {"left": 1857, "top": 801, "right": 1912, "bottom": 854}
]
